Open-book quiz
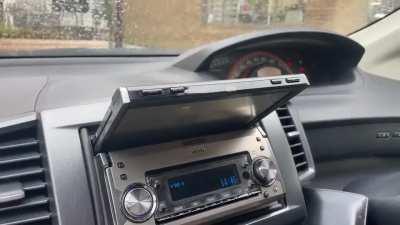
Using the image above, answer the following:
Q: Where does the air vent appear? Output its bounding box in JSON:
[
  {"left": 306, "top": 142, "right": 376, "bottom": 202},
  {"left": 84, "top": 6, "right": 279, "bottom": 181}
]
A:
[
  {"left": 0, "top": 119, "right": 52, "bottom": 225},
  {"left": 276, "top": 106, "right": 309, "bottom": 175}
]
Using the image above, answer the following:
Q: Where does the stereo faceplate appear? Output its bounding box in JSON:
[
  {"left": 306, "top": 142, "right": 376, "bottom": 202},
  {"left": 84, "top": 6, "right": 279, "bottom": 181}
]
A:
[
  {"left": 146, "top": 153, "right": 262, "bottom": 222},
  {"left": 101, "top": 128, "right": 285, "bottom": 225}
]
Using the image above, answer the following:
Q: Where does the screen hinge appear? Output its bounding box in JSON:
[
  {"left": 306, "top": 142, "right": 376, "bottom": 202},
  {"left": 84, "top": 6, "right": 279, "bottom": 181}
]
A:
[
  {"left": 257, "top": 125, "right": 267, "bottom": 137},
  {"left": 97, "top": 153, "right": 112, "bottom": 169}
]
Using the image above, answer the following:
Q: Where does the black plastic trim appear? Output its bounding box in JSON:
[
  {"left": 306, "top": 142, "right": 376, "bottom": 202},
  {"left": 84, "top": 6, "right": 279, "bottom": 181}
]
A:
[{"left": 80, "top": 128, "right": 107, "bottom": 225}]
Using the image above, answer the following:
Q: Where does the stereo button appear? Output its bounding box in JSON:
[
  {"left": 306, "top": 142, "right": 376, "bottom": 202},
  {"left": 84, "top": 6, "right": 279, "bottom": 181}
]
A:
[
  {"left": 173, "top": 206, "right": 184, "bottom": 212},
  {"left": 170, "top": 87, "right": 186, "bottom": 94},
  {"left": 191, "top": 201, "right": 201, "bottom": 207},
  {"left": 241, "top": 162, "right": 249, "bottom": 168},
  {"left": 206, "top": 196, "right": 217, "bottom": 202},
  {"left": 122, "top": 184, "right": 157, "bottom": 223},
  {"left": 221, "top": 192, "right": 232, "bottom": 198},
  {"left": 286, "top": 77, "right": 300, "bottom": 83},
  {"left": 158, "top": 202, "right": 167, "bottom": 213},
  {"left": 232, "top": 188, "right": 243, "bottom": 195},
  {"left": 141, "top": 89, "right": 162, "bottom": 96},
  {"left": 253, "top": 158, "right": 278, "bottom": 186},
  {"left": 270, "top": 79, "right": 282, "bottom": 85},
  {"left": 242, "top": 171, "right": 250, "bottom": 180}
]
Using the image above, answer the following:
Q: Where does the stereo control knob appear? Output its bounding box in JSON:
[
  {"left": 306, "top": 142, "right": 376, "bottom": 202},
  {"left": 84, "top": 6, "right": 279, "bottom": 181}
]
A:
[
  {"left": 253, "top": 157, "right": 278, "bottom": 186},
  {"left": 122, "top": 184, "right": 157, "bottom": 223}
]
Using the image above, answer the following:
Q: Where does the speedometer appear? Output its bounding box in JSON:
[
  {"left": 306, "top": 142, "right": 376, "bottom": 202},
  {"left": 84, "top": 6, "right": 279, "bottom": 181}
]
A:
[{"left": 227, "top": 51, "right": 293, "bottom": 79}]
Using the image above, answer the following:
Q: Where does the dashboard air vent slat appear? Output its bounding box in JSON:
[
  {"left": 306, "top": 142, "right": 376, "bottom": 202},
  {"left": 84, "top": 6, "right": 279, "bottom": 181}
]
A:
[
  {"left": 0, "top": 196, "right": 49, "bottom": 213},
  {"left": 23, "top": 180, "right": 47, "bottom": 191},
  {"left": 278, "top": 115, "right": 292, "bottom": 120},
  {"left": 0, "top": 119, "right": 52, "bottom": 225},
  {"left": 276, "top": 106, "right": 309, "bottom": 175},
  {"left": 295, "top": 161, "right": 308, "bottom": 168},
  {"left": 0, "top": 152, "right": 41, "bottom": 166},
  {"left": 289, "top": 143, "right": 302, "bottom": 148},
  {"left": 0, "top": 139, "right": 39, "bottom": 152},
  {"left": 282, "top": 124, "right": 296, "bottom": 130},
  {"left": 0, "top": 210, "right": 51, "bottom": 225},
  {"left": 0, "top": 167, "right": 44, "bottom": 181},
  {"left": 292, "top": 152, "right": 305, "bottom": 158}
]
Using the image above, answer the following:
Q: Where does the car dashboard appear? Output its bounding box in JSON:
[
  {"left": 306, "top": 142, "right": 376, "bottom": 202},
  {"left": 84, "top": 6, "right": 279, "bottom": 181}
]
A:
[{"left": 0, "top": 28, "right": 399, "bottom": 225}]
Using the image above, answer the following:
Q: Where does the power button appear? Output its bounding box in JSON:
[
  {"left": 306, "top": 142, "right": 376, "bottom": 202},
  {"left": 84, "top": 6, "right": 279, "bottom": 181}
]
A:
[
  {"left": 141, "top": 89, "right": 162, "bottom": 96},
  {"left": 170, "top": 87, "right": 186, "bottom": 94},
  {"left": 121, "top": 184, "right": 157, "bottom": 223}
]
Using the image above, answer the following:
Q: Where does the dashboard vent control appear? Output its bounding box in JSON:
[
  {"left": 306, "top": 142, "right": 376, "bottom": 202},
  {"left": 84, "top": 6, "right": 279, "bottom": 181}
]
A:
[
  {"left": 0, "top": 119, "right": 52, "bottom": 225},
  {"left": 0, "top": 182, "right": 25, "bottom": 204},
  {"left": 276, "top": 106, "right": 309, "bottom": 175}
]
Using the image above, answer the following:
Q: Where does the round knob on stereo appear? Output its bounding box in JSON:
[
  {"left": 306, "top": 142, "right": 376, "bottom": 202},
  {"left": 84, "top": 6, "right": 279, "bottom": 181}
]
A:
[
  {"left": 121, "top": 184, "right": 157, "bottom": 223},
  {"left": 252, "top": 157, "right": 278, "bottom": 186}
]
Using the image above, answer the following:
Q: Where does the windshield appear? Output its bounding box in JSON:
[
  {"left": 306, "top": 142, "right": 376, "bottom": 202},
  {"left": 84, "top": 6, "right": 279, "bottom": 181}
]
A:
[{"left": 0, "top": 0, "right": 399, "bottom": 55}]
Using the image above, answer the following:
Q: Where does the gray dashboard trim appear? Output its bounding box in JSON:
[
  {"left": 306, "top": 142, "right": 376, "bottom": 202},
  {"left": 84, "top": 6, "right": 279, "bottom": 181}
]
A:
[
  {"left": 306, "top": 121, "right": 400, "bottom": 162},
  {"left": 0, "top": 75, "right": 47, "bottom": 120},
  {"left": 39, "top": 102, "right": 109, "bottom": 225},
  {"left": 261, "top": 112, "right": 307, "bottom": 220},
  {"left": 244, "top": 205, "right": 304, "bottom": 225},
  {"left": 295, "top": 73, "right": 400, "bottom": 126},
  {"left": 303, "top": 188, "right": 368, "bottom": 225},
  {"left": 80, "top": 128, "right": 107, "bottom": 225},
  {"left": 0, "top": 113, "right": 37, "bottom": 131}
]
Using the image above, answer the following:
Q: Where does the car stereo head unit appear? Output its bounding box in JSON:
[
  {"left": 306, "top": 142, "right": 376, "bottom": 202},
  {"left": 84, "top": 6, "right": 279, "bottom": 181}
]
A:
[
  {"left": 91, "top": 76, "right": 309, "bottom": 225},
  {"left": 93, "top": 75, "right": 309, "bottom": 152},
  {"left": 97, "top": 128, "right": 286, "bottom": 225}
]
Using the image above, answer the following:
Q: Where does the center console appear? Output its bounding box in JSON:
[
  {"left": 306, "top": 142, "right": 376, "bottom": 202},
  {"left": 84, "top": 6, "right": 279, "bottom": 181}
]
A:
[{"left": 86, "top": 76, "right": 309, "bottom": 225}]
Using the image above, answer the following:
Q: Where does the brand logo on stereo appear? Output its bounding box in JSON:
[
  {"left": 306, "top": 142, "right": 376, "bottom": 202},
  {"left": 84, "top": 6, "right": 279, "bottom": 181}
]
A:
[{"left": 191, "top": 144, "right": 207, "bottom": 154}]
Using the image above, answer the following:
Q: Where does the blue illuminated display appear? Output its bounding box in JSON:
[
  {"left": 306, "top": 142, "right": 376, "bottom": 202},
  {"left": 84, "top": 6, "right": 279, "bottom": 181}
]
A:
[
  {"left": 169, "top": 181, "right": 185, "bottom": 189},
  {"left": 168, "top": 164, "right": 241, "bottom": 201},
  {"left": 219, "top": 175, "right": 239, "bottom": 188}
]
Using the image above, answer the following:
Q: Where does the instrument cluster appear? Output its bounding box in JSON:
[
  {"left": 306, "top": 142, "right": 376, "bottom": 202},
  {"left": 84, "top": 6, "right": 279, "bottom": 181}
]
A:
[{"left": 209, "top": 49, "right": 309, "bottom": 80}]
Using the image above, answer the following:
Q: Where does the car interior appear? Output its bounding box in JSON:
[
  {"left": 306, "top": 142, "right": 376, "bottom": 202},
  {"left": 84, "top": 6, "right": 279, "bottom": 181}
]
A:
[{"left": 0, "top": 4, "right": 399, "bottom": 225}]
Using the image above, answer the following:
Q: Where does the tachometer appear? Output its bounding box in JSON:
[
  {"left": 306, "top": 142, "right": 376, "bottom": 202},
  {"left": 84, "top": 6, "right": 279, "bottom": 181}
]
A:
[{"left": 228, "top": 51, "right": 293, "bottom": 79}]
